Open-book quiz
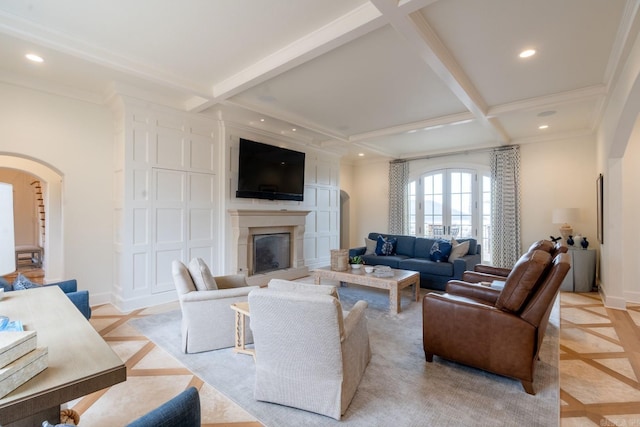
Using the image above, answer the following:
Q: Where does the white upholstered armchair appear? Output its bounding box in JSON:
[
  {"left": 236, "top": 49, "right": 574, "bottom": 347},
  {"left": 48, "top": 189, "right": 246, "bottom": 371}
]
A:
[
  {"left": 171, "top": 259, "right": 259, "bottom": 353},
  {"left": 248, "top": 280, "right": 371, "bottom": 420}
]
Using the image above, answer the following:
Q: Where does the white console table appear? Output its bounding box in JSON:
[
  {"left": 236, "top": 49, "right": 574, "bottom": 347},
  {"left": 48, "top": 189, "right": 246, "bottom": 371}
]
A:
[{"left": 560, "top": 247, "right": 596, "bottom": 292}]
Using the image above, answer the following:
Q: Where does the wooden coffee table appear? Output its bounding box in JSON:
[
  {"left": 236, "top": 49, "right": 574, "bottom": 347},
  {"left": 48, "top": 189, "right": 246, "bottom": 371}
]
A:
[{"left": 312, "top": 266, "right": 420, "bottom": 314}]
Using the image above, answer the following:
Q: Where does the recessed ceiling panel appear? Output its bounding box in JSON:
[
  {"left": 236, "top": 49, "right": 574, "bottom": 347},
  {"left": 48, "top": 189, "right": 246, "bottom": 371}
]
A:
[
  {"left": 0, "top": 0, "right": 368, "bottom": 87},
  {"left": 497, "top": 99, "right": 600, "bottom": 140},
  {"left": 420, "top": 0, "right": 626, "bottom": 106},
  {"left": 231, "top": 24, "right": 467, "bottom": 135}
]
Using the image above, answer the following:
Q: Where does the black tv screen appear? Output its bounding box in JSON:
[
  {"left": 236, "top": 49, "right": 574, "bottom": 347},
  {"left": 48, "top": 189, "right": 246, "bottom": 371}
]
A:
[{"left": 236, "top": 138, "right": 305, "bottom": 201}]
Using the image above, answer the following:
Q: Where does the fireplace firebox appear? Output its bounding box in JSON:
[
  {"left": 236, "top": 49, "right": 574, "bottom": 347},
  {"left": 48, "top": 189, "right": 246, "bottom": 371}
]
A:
[{"left": 253, "top": 233, "right": 291, "bottom": 274}]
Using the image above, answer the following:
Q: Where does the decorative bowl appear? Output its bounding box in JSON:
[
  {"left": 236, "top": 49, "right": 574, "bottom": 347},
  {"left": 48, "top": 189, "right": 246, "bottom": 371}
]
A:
[{"left": 364, "top": 266, "right": 374, "bottom": 273}]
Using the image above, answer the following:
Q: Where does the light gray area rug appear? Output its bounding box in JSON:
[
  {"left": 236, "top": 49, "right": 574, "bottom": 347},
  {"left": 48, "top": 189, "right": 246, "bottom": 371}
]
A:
[{"left": 129, "top": 285, "right": 559, "bottom": 426}]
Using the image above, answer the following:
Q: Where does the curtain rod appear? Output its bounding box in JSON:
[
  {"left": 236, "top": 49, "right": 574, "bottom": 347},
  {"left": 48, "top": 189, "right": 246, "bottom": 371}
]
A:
[{"left": 390, "top": 144, "right": 519, "bottom": 163}]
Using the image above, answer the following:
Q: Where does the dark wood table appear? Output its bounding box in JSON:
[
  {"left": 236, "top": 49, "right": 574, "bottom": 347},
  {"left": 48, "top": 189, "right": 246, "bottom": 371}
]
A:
[{"left": 0, "top": 286, "right": 126, "bottom": 426}]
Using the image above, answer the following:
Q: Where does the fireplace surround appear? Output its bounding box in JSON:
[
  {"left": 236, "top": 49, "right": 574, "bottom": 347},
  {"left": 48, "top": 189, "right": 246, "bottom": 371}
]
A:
[{"left": 228, "top": 209, "right": 310, "bottom": 286}]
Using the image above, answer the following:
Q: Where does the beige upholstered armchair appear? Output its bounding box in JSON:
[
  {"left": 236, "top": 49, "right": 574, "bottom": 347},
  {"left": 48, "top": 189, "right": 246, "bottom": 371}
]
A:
[
  {"left": 248, "top": 280, "right": 371, "bottom": 420},
  {"left": 171, "top": 258, "right": 259, "bottom": 353}
]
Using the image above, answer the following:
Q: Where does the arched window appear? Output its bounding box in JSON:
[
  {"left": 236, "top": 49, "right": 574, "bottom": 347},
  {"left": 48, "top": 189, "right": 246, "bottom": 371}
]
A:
[{"left": 409, "top": 168, "right": 492, "bottom": 263}]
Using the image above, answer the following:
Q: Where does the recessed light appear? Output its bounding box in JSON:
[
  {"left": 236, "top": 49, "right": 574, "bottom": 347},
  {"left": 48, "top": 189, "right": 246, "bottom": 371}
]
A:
[
  {"left": 291, "top": 128, "right": 296, "bottom": 132},
  {"left": 25, "top": 53, "right": 44, "bottom": 63},
  {"left": 519, "top": 49, "right": 536, "bottom": 58},
  {"left": 358, "top": 153, "right": 365, "bottom": 157},
  {"left": 260, "top": 118, "right": 265, "bottom": 122},
  {"left": 407, "top": 130, "right": 417, "bottom": 134},
  {"left": 538, "top": 125, "right": 549, "bottom": 130}
]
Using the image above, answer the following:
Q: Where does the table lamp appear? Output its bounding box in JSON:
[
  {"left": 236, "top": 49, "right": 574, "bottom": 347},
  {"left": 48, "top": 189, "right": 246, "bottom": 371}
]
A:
[
  {"left": 0, "top": 183, "right": 16, "bottom": 275},
  {"left": 552, "top": 207, "right": 579, "bottom": 244}
]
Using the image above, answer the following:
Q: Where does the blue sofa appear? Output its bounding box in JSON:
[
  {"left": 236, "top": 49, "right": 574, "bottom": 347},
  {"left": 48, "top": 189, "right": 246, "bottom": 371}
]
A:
[
  {"left": 349, "top": 232, "right": 482, "bottom": 291},
  {"left": 0, "top": 277, "right": 91, "bottom": 320}
]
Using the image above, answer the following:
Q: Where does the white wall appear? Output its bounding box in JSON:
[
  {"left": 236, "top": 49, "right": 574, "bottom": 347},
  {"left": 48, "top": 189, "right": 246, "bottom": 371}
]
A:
[
  {"left": 346, "top": 136, "right": 597, "bottom": 257},
  {"left": 622, "top": 121, "right": 640, "bottom": 303},
  {"left": 0, "top": 83, "right": 113, "bottom": 301},
  {"left": 520, "top": 136, "right": 597, "bottom": 249}
]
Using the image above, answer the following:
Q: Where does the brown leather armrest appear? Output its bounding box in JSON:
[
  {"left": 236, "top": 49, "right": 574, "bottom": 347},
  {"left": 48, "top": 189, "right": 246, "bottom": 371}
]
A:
[
  {"left": 445, "top": 280, "right": 500, "bottom": 305},
  {"left": 474, "top": 264, "right": 511, "bottom": 277},
  {"left": 462, "top": 271, "right": 508, "bottom": 283}
]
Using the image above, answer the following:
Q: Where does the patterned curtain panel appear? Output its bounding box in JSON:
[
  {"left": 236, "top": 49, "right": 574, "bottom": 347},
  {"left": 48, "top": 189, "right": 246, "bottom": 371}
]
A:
[
  {"left": 491, "top": 146, "right": 522, "bottom": 268},
  {"left": 388, "top": 160, "right": 409, "bottom": 235}
]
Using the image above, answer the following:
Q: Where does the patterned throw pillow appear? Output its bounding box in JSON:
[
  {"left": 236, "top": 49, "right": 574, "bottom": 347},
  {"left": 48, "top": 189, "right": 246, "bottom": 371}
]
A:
[
  {"left": 375, "top": 236, "right": 397, "bottom": 256},
  {"left": 429, "top": 239, "right": 453, "bottom": 262},
  {"left": 12, "top": 274, "right": 41, "bottom": 290}
]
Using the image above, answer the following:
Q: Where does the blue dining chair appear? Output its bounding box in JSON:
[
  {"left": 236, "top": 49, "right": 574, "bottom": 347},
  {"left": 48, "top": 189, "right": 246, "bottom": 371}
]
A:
[{"left": 126, "top": 387, "right": 201, "bottom": 427}]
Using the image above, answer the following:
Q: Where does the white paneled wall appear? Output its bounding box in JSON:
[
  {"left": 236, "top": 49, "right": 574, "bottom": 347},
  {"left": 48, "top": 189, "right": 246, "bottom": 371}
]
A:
[
  {"left": 113, "top": 101, "right": 342, "bottom": 310},
  {"left": 113, "top": 98, "right": 220, "bottom": 311},
  {"left": 224, "top": 129, "right": 341, "bottom": 273}
]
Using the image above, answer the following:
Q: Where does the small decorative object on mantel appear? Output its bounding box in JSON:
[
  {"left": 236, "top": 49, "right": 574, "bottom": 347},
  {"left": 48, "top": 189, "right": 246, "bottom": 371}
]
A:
[
  {"left": 581, "top": 237, "right": 589, "bottom": 249},
  {"left": 567, "top": 235, "right": 574, "bottom": 246},
  {"left": 550, "top": 236, "right": 561, "bottom": 243}
]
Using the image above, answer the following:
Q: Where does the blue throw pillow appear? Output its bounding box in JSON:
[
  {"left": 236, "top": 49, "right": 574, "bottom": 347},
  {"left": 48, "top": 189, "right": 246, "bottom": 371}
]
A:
[
  {"left": 375, "top": 236, "right": 397, "bottom": 256},
  {"left": 12, "top": 274, "right": 41, "bottom": 291},
  {"left": 429, "top": 239, "right": 452, "bottom": 262}
]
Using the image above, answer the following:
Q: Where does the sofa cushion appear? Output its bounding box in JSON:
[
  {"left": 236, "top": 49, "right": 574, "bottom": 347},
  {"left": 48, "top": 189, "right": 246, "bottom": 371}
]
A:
[
  {"left": 496, "top": 250, "right": 551, "bottom": 313},
  {"left": 362, "top": 254, "right": 405, "bottom": 269},
  {"left": 429, "top": 239, "right": 452, "bottom": 262},
  {"left": 449, "top": 239, "right": 470, "bottom": 262},
  {"left": 188, "top": 258, "right": 218, "bottom": 291},
  {"left": 394, "top": 235, "right": 416, "bottom": 257},
  {"left": 400, "top": 258, "right": 453, "bottom": 276},
  {"left": 375, "top": 236, "right": 397, "bottom": 256},
  {"left": 414, "top": 238, "right": 436, "bottom": 258}
]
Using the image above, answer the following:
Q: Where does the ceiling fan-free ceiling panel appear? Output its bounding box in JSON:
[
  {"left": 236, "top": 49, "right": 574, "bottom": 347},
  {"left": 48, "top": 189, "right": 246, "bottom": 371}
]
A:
[{"left": 231, "top": 25, "right": 467, "bottom": 136}]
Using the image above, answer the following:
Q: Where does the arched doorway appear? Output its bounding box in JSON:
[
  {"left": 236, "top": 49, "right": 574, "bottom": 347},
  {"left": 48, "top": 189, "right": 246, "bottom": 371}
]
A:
[{"left": 0, "top": 155, "right": 64, "bottom": 282}]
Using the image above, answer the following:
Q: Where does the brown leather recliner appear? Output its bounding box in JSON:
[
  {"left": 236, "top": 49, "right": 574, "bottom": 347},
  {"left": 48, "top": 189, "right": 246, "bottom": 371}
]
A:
[
  {"left": 470, "top": 239, "right": 567, "bottom": 281},
  {"left": 422, "top": 250, "right": 571, "bottom": 394}
]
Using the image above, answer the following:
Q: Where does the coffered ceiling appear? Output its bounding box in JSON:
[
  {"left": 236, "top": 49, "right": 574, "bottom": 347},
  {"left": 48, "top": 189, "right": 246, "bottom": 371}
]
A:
[{"left": 0, "top": 0, "right": 637, "bottom": 161}]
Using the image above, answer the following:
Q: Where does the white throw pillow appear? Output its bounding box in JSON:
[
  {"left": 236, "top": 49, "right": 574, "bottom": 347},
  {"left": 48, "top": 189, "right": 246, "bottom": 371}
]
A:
[
  {"left": 364, "top": 238, "right": 377, "bottom": 255},
  {"left": 448, "top": 239, "right": 470, "bottom": 262},
  {"left": 188, "top": 258, "right": 218, "bottom": 291}
]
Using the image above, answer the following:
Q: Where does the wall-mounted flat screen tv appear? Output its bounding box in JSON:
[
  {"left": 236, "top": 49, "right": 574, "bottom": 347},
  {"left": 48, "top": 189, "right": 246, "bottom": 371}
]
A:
[{"left": 236, "top": 138, "right": 305, "bottom": 201}]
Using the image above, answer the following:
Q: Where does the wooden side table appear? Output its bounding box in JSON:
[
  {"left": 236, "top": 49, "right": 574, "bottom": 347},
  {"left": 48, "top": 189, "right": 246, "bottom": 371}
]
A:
[{"left": 230, "top": 302, "right": 254, "bottom": 360}]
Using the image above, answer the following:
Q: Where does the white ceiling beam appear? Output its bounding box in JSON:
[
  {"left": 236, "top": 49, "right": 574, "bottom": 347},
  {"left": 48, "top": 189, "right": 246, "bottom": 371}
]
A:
[
  {"left": 349, "top": 111, "right": 475, "bottom": 142},
  {"left": 487, "top": 85, "right": 607, "bottom": 117},
  {"left": 370, "top": 0, "right": 510, "bottom": 144},
  {"left": 187, "top": 2, "right": 386, "bottom": 113}
]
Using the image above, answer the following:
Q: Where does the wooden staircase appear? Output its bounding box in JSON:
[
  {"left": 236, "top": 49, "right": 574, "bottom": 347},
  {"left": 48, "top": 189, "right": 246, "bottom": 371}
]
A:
[{"left": 30, "top": 180, "right": 45, "bottom": 245}]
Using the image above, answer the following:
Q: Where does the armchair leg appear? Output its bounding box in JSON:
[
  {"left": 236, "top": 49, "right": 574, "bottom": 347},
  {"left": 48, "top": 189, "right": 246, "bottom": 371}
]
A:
[
  {"left": 425, "top": 352, "right": 433, "bottom": 362},
  {"left": 521, "top": 380, "right": 535, "bottom": 395}
]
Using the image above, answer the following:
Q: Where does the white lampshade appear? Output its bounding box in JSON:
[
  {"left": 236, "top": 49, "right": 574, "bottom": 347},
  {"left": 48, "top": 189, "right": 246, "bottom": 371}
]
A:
[{"left": 0, "top": 183, "right": 16, "bottom": 275}]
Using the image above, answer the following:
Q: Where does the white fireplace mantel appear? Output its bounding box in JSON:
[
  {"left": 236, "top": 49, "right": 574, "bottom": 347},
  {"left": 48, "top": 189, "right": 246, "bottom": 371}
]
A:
[{"left": 228, "top": 209, "right": 310, "bottom": 286}]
